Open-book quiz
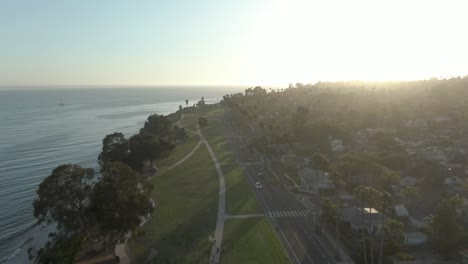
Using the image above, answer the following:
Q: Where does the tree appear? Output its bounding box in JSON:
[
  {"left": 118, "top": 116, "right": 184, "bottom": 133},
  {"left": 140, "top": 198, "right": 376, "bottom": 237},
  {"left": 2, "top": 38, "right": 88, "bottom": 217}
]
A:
[
  {"left": 381, "top": 219, "right": 405, "bottom": 255},
  {"left": 354, "top": 185, "right": 383, "bottom": 264},
  {"left": 33, "top": 164, "right": 95, "bottom": 263},
  {"left": 36, "top": 233, "right": 83, "bottom": 264},
  {"left": 91, "top": 162, "right": 154, "bottom": 242},
  {"left": 198, "top": 117, "right": 208, "bottom": 127},
  {"left": 313, "top": 153, "right": 329, "bottom": 193},
  {"left": 179, "top": 105, "right": 183, "bottom": 111},
  {"left": 378, "top": 192, "right": 393, "bottom": 264},
  {"left": 127, "top": 134, "right": 175, "bottom": 170},
  {"left": 139, "top": 114, "right": 172, "bottom": 137},
  {"left": 185, "top": 99, "right": 188, "bottom": 106},
  {"left": 428, "top": 197, "right": 464, "bottom": 256},
  {"left": 98, "top": 132, "right": 129, "bottom": 166},
  {"left": 33, "top": 164, "right": 95, "bottom": 233}
]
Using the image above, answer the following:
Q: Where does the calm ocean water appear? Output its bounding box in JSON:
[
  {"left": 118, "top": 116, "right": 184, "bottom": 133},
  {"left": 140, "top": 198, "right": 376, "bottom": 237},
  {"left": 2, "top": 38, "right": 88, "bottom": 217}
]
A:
[{"left": 0, "top": 86, "right": 241, "bottom": 263}]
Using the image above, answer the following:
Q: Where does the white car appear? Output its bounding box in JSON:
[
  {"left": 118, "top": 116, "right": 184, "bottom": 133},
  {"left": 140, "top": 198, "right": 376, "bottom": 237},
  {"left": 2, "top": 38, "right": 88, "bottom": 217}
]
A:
[
  {"left": 255, "top": 182, "right": 262, "bottom": 189},
  {"left": 257, "top": 172, "right": 263, "bottom": 177}
]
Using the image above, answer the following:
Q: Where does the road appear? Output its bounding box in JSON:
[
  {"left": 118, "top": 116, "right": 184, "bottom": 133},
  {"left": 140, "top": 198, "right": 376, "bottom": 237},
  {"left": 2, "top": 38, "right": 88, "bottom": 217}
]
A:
[{"left": 222, "top": 111, "right": 337, "bottom": 264}]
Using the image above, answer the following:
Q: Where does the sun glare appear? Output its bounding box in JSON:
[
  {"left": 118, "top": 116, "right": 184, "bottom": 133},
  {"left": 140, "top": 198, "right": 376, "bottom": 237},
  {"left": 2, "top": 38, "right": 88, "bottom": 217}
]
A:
[{"left": 246, "top": 0, "right": 468, "bottom": 85}]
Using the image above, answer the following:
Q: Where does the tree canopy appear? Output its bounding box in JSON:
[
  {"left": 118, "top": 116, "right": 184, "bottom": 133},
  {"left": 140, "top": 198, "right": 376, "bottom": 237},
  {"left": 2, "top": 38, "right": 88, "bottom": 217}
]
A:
[
  {"left": 98, "top": 132, "right": 129, "bottom": 166},
  {"left": 127, "top": 134, "right": 175, "bottom": 170},
  {"left": 33, "top": 164, "right": 95, "bottom": 233},
  {"left": 91, "top": 162, "right": 154, "bottom": 236},
  {"left": 140, "top": 114, "right": 172, "bottom": 137}
]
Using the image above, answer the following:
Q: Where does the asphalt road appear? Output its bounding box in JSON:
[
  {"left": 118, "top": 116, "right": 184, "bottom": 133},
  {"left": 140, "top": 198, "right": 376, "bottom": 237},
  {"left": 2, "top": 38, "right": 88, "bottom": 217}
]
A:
[{"left": 223, "top": 112, "right": 336, "bottom": 264}]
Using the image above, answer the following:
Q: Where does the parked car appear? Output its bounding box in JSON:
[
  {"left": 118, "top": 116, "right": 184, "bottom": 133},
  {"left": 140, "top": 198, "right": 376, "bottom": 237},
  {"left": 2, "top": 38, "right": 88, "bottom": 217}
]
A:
[{"left": 255, "top": 182, "right": 262, "bottom": 189}]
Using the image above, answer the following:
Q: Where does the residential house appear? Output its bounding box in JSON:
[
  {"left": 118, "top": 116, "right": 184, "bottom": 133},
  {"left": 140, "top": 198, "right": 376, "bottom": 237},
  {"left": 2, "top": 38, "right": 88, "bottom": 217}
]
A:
[
  {"left": 269, "top": 144, "right": 290, "bottom": 157},
  {"left": 394, "top": 204, "right": 409, "bottom": 220},
  {"left": 416, "top": 149, "right": 449, "bottom": 164},
  {"left": 297, "top": 166, "right": 335, "bottom": 194},
  {"left": 330, "top": 138, "right": 345, "bottom": 152},
  {"left": 404, "top": 232, "right": 428, "bottom": 246},
  {"left": 400, "top": 176, "right": 417, "bottom": 187},
  {"left": 444, "top": 176, "right": 464, "bottom": 186},
  {"left": 337, "top": 207, "right": 384, "bottom": 233}
]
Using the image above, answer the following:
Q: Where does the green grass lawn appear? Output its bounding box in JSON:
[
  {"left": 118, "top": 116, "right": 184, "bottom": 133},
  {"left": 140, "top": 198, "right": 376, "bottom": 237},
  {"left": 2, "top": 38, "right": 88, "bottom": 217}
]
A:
[
  {"left": 128, "top": 146, "right": 218, "bottom": 264},
  {"left": 223, "top": 164, "right": 262, "bottom": 215},
  {"left": 155, "top": 133, "right": 199, "bottom": 170},
  {"left": 181, "top": 106, "right": 223, "bottom": 131},
  {"left": 221, "top": 218, "right": 291, "bottom": 264}
]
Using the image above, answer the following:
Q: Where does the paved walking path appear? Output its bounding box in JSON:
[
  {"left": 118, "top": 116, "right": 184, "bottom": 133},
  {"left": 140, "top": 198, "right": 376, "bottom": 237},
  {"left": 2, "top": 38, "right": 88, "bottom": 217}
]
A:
[
  {"left": 155, "top": 141, "right": 203, "bottom": 176},
  {"left": 198, "top": 124, "right": 226, "bottom": 264}
]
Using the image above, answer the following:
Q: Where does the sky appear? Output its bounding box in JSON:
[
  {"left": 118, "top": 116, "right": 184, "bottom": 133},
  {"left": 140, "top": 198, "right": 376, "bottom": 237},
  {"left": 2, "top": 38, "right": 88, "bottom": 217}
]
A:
[{"left": 1, "top": 0, "right": 467, "bottom": 86}]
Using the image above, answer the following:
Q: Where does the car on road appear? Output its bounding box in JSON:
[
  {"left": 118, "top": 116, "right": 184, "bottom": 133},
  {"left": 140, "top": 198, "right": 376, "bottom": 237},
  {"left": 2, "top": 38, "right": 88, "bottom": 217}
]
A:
[
  {"left": 257, "top": 172, "right": 263, "bottom": 177},
  {"left": 247, "top": 157, "right": 253, "bottom": 161},
  {"left": 255, "top": 182, "right": 262, "bottom": 189}
]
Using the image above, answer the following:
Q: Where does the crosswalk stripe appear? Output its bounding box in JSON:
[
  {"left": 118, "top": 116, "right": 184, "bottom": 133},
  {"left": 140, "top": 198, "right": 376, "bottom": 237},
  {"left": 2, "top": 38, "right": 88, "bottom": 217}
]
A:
[{"left": 267, "top": 210, "right": 316, "bottom": 218}]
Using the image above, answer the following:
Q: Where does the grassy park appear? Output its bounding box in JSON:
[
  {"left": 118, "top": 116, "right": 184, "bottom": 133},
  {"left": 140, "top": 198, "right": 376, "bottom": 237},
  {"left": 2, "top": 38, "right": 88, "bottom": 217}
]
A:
[
  {"left": 128, "top": 147, "right": 218, "bottom": 263},
  {"left": 129, "top": 104, "right": 288, "bottom": 263},
  {"left": 221, "top": 218, "right": 290, "bottom": 264}
]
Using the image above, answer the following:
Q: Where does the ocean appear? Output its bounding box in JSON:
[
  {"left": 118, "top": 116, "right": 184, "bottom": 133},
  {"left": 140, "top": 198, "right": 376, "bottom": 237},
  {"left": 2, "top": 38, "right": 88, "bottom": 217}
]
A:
[{"left": 0, "top": 86, "right": 242, "bottom": 263}]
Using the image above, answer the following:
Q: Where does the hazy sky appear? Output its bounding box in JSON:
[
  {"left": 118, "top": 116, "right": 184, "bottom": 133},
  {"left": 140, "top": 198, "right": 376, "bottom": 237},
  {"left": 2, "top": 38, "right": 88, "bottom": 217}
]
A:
[{"left": 1, "top": 0, "right": 467, "bottom": 86}]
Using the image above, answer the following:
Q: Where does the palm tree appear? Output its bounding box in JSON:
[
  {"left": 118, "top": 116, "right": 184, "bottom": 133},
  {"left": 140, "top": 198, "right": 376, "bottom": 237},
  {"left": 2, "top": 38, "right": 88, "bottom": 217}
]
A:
[
  {"left": 354, "top": 186, "right": 382, "bottom": 264},
  {"left": 379, "top": 192, "right": 392, "bottom": 264},
  {"left": 313, "top": 153, "right": 329, "bottom": 193}
]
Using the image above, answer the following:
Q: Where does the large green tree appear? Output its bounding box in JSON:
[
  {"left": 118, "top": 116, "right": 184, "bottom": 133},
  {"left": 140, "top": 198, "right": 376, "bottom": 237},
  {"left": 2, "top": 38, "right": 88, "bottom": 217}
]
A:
[
  {"left": 98, "top": 132, "right": 129, "bottom": 166},
  {"left": 127, "top": 134, "right": 175, "bottom": 170},
  {"left": 33, "top": 164, "right": 95, "bottom": 263},
  {"left": 428, "top": 197, "right": 464, "bottom": 256},
  {"left": 91, "top": 162, "right": 154, "bottom": 241},
  {"left": 33, "top": 164, "right": 95, "bottom": 233},
  {"left": 139, "top": 114, "right": 172, "bottom": 137}
]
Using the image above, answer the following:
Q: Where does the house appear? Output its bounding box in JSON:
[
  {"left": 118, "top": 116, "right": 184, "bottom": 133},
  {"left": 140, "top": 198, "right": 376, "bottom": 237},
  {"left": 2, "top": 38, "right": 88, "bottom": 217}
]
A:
[
  {"left": 337, "top": 207, "right": 384, "bottom": 233},
  {"left": 400, "top": 176, "right": 417, "bottom": 187},
  {"left": 269, "top": 144, "right": 290, "bottom": 156},
  {"left": 280, "top": 153, "right": 298, "bottom": 168},
  {"left": 394, "top": 204, "right": 409, "bottom": 219},
  {"left": 330, "top": 139, "right": 345, "bottom": 152},
  {"left": 297, "top": 166, "right": 335, "bottom": 194},
  {"left": 416, "top": 149, "right": 449, "bottom": 163},
  {"left": 444, "top": 176, "right": 464, "bottom": 186},
  {"left": 404, "top": 232, "right": 428, "bottom": 246},
  {"left": 445, "top": 163, "right": 466, "bottom": 178}
]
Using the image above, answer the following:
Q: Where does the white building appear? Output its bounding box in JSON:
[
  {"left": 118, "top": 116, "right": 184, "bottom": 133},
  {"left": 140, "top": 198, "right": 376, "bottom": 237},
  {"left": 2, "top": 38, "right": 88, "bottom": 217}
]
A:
[{"left": 297, "top": 166, "right": 335, "bottom": 194}]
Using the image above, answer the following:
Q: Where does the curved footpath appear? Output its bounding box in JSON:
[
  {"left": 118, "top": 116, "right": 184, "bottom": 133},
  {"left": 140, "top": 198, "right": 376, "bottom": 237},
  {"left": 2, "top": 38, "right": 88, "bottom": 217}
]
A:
[
  {"left": 198, "top": 124, "right": 226, "bottom": 264},
  {"left": 115, "top": 112, "right": 228, "bottom": 264}
]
